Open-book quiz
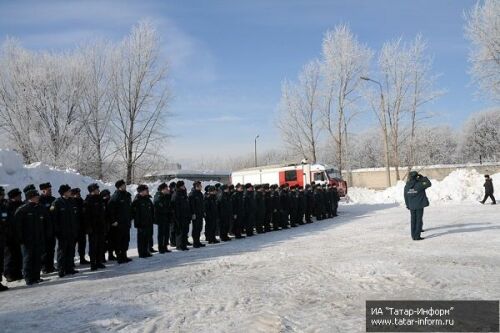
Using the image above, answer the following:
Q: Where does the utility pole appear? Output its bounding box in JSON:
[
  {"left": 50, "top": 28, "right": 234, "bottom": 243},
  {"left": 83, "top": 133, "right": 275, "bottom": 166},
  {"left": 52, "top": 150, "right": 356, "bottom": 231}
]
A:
[
  {"left": 361, "top": 76, "right": 392, "bottom": 187},
  {"left": 254, "top": 134, "right": 260, "bottom": 167}
]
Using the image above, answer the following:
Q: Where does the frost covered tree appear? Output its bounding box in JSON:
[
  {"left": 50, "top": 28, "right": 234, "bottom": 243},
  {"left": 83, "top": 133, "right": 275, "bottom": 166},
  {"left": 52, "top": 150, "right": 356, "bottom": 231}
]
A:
[
  {"left": 277, "top": 60, "right": 322, "bottom": 163},
  {"left": 321, "top": 25, "right": 372, "bottom": 180},
  {"left": 459, "top": 108, "right": 500, "bottom": 163},
  {"left": 465, "top": 0, "right": 500, "bottom": 101},
  {"left": 79, "top": 40, "right": 115, "bottom": 179},
  {"left": 112, "top": 21, "right": 171, "bottom": 184}
]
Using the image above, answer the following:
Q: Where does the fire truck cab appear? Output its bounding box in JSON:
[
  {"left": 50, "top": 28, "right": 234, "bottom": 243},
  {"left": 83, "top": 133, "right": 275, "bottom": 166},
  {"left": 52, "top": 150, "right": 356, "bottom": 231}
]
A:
[{"left": 231, "top": 163, "right": 347, "bottom": 197}]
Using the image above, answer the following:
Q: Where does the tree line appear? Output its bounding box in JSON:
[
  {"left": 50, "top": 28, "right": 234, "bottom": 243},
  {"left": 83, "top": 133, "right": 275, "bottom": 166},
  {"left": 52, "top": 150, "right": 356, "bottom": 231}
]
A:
[
  {"left": 0, "top": 21, "right": 171, "bottom": 184},
  {"left": 276, "top": 0, "right": 499, "bottom": 183}
]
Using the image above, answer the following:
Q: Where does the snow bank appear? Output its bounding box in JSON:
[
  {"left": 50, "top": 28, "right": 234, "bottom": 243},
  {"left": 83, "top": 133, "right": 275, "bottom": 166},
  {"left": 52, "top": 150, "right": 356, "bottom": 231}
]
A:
[
  {"left": 0, "top": 149, "right": 218, "bottom": 196},
  {"left": 348, "top": 168, "right": 500, "bottom": 205}
]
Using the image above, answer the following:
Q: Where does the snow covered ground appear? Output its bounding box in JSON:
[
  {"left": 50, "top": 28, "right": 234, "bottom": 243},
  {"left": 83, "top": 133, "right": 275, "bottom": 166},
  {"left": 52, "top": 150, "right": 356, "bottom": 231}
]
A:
[{"left": 1, "top": 202, "right": 498, "bottom": 332}]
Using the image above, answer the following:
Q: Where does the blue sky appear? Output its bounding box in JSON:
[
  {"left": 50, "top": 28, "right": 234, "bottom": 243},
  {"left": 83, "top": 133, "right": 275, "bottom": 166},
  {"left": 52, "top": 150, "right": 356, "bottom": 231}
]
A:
[{"left": 0, "top": 0, "right": 493, "bottom": 167}]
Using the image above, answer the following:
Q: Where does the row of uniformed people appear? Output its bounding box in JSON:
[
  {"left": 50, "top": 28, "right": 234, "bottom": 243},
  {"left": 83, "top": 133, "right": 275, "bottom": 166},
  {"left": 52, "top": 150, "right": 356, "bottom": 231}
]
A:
[{"left": 0, "top": 179, "right": 340, "bottom": 290}]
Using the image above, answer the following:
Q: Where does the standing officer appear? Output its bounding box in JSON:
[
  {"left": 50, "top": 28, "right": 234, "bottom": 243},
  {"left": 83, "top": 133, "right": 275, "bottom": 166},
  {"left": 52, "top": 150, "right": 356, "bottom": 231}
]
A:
[
  {"left": 231, "top": 184, "right": 245, "bottom": 239},
  {"left": 52, "top": 184, "right": 79, "bottom": 277},
  {"left": 168, "top": 182, "right": 177, "bottom": 248},
  {"left": 279, "top": 184, "right": 290, "bottom": 229},
  {"left": 39, "top": 183, "right": 56, "bottom": 273},
  {"left": 100, "top": 189, "right": 111, "bottom": 263},
  {"left": 4, "top": 188, "right": 24, "bottom": 282},
  {"left": 84, "top": 183, "right": 107, "bottom": 271},
  {"left": 15, "top": 189, "right": 46, "bottom": 285},
  {"left": 304, "top": 185, "right": 314, "bottom": 224},
  {"left": 263, "top": 184, "right": 273, "bottom": 232},
  {"left": 204, "top": 185, "right": 219, "bottom": 244},
  {"left": 70, "top": 188, "right": 88, "bottom": 265},
  {"left": 297, "top": 186, "right": 305, "bottom": 225},
  {"left": 217, "top": 185, "right": 233, "bottom": 242},
  {"left": 254, "top": 185, "right": 266, "bottom": 233},
  {"left": 171, "top": 181, "right": 190, "bottom": 251},
  {"left": 154, "top": 183, "right": 172, "bottom": 253},
  {"left": 243, "top": 183, "right": 256, "bottom": 236},
  {"left": 132, "top": 185, "right": 154, "bottom": 258},
  {"left": 189, "top": 181, "right": 205, "bottom": 248},
  {"left": 331, "top": 186, "right": 340, "bottom": 217},
  {"left": 0, "top": 187, "right": 9, "bottom": 291},
  {"left": 270, "top": 185, "right": 280, "bottom": 231},
  {"left": 108, "top": 180, "right": 132, "bottom": 264},
  {"left": 404, "top": 171, "right": 432, "bottom": 241}
]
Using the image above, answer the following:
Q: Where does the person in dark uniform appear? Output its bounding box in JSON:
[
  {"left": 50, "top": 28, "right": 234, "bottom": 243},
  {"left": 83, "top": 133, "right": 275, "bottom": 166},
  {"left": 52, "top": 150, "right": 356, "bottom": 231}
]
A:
[
  {"left": 480, "top": 175, "right": 496, "bottom": 205},
  {"left": 4, "top": 188, "right": 24, "bottom": 282},
  {"left": 15, "top": 189, "right": 46, "bottom": 285},
  {"left": 231, "top": 184, "right": 245, "bottom": 238},
  {"left": 263, "top": 184, "right": 273, "bottom": 232},
  {"left": 154, "top": 183, "right": 172, "bottom": 254},
  {"left": 243, "top": 183, "right": 256, "bottom": 236},
  {"left": 313, "top": 185, "right": 324, "bottom": 221},
  {"left": 171, "top": 181, "right": 190, "bottom": 251},
  {"left": 99, "top": 189, "right": 111, "bottom": 263},
  {"left": 0, "top": 187, "right": 9, "bottom": 291},
  {"left": 132, "top": 185, "right": 154, "bottom": 258},
  {"left": 297, "top": 186, "right": 305, "bottom": 225},
  {"left": 189, "top": 181, "right": 205, "bottom": 248},
  {"left": 204, "top": 185, "right": 219, "bottom": 244},
  {"left": 52, "top": 184, "right": 79, "bottom": 277},
  {"left": 270, "top": 184, "right": 281, "bottom": 231},
  {"left": 279, "top": 184, "right": 290, "bottom": 229},
  {"left": 39, "top": 183, "right": 56, "bottom": 273},
  {"left": 22, "top": 185, "right": 36, "bottom": 203},
  {"left": 331, "top": 186, "right": 340, "bottom": 217},
  {"left": 107, "top": 180, "right": 132, "bottom": 264},
  {"left": 168, "top": 182, "right": 177, "bottom": 248},
  {"left": 254, "top": 185, "right": 266, "bottom": 233},
  {"left": 304, "top": 184, "right": 314, "bottom": 224},
  {"left": 289, "top": 185, "right": 299, "bottom": 227},
  {"left": 70, "top": 188, "right": 88, "bottom": 265},
  {"left": 404, "top": 171, "right": 432, "bottom": 241},
  {"left": 217, "top": 184, "right": 232, "bottom": 241},
  {"left": 83, "top": 183, "right": 107, "bottom": 271}
]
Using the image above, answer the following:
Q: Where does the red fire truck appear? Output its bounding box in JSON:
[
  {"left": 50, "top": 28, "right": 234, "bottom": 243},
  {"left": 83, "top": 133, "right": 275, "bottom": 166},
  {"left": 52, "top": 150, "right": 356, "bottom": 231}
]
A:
[{"left": 231, "top": 163, "right": 347, "bottom": 197}]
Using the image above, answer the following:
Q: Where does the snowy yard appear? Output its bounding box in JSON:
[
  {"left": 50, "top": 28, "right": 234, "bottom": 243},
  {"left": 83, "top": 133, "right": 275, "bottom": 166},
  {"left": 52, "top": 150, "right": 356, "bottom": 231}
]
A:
[{"left": 0, "top": 202, "right": 499, "bottom": 333}]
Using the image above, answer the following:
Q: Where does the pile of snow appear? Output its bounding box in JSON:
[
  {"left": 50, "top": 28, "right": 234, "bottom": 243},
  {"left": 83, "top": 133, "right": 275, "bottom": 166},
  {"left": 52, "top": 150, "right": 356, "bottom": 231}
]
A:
[
  {"left": 348, "top": 168, "right": 500, "bottom": 205},
  {"left": 0, "top": 149, "right": 218, "bottom": 196}
]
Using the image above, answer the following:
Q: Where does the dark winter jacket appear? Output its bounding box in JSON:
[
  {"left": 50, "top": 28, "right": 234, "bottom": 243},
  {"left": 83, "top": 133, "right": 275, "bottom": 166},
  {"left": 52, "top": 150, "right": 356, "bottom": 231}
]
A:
[
  {"left": 51, "top": 197, "right": 79, "bottom": 240},
  {"left": 0, "top": 199, "right": 7, "bottom": 236},
  {"left": 279, "top": 189, "right": 289, "bottom": 212},
  {"left": 15, "top": 202, "right": 46, "bottom": 248},
  {"left": 404, "top": 174, "right": 432, "bottom": 210},
  {"left": 83, "top": 194, "right": 107, "bottom": 234},
  {"left": 39, "top": 194, "right": 55, "bottom": 239},
  {"left": 5, "top": 200, "right": 23, "bottom": 240},
  {"left": 153, "top": 191, "right": 172, "bottom": 225},
  {"left": 255, "top": 191, "right": 265, "bottom": 224},
  {"left": 484, "top": 178, "right": 494, "bottom": 195},
  {"left": 217, "top": 191, "right": 233, "bottom": 221},
  {"left": 204, "top": 193, "right": 218, "bottom": 222},
  {"left": 71, "top": 196, "right": 85, "bottom": 233},
  {"left": 132, "top": 195, "right": 154, "bottom": 229},
  {"left": 108, "top": 190, "right": 132, "bottom": 228},
  {"left": 231, "top": 191, "right": 245, "bottom": 220},
  {"left": 171, "top": 189, "right": 191, "bottom": 224},
  {"left": 243, "top": 190, "right": 256, "bottom": 227},
  {"left": 188, "top": 189, "right": 204, "bottom": 220}
]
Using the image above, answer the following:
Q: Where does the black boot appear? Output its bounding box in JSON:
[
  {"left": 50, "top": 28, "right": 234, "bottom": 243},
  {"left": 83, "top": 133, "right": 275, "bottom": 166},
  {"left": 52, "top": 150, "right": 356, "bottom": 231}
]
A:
[{"left": 0, "top": 283, "right": 8, "bottom": 291}]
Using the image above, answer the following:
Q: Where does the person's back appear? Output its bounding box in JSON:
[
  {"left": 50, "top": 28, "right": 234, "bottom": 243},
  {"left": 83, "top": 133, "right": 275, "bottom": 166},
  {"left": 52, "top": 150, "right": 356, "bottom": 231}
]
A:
[{"left": 404, "top": 171, "right": 431, "bottom": 241}]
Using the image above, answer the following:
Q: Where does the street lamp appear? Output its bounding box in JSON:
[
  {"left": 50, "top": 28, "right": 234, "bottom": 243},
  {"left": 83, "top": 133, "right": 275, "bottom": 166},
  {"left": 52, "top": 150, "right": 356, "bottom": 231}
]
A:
[
  {"left": 361, "top": 76, "right": 392, "bottom": 187},
  {"left": 254, "top": 134, "right": 260, "bottom": 167}
]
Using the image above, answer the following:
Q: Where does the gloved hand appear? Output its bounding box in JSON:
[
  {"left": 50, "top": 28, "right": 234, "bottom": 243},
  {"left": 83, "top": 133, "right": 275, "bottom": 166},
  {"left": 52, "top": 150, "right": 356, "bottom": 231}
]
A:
[{"left": 112, "top": 222, "right": 118, "bottom": 227}]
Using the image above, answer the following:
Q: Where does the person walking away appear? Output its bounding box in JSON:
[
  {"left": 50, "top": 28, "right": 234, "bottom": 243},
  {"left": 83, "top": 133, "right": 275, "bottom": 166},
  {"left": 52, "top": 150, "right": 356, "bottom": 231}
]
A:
[
  {"left": 480, "top": 175, "right": 496, "bottom": 205},
  {"left": 404, "top": 171, "right": 432, "bottom": 241}
]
